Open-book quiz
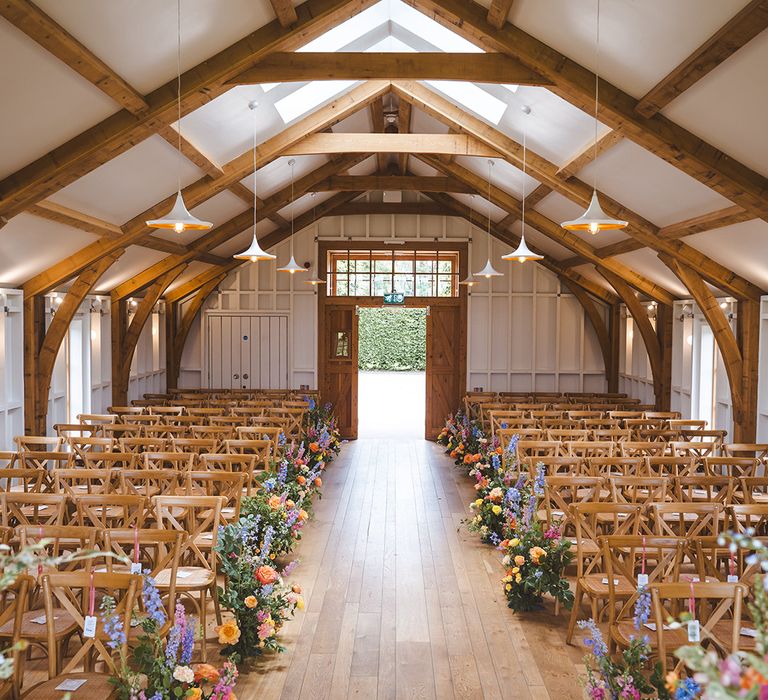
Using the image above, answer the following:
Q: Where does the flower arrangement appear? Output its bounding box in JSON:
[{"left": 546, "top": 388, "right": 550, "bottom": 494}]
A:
[
  {"left": 214, "top": 516, "right": 304, "bottom": 663},
  {"left": 239, "top": 492, "right": 308, "bottom": 558},
  {"left": 304, "top": 399, "right": 341, "bottom": 459},
  {"left": 108, "top": 575, "right": 238, "bottom": 700},
  {"left": 499, "top": 465, "right": 574, "bottom": 612}
]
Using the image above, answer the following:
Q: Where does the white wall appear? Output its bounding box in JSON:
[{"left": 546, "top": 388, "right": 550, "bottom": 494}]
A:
[
  {"left": 181, "top": 211, "right": 609, "bottom": 396},
  {"left": 0, "top": 289, "right": 24, "bottom": 450}
]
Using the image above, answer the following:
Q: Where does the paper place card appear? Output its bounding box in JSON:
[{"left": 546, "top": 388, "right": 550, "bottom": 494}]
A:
[
  {"left": 688, "top": 620, "right": 701, "bottom": 642},
  {"left": 199, "top": 533, "right": 213, "bottom": 540},
  {"left": 601, "top": 578, "right": 620, "bottom": 585},
  {"left": 55, "top": 679, "right": 87, "bottom": 691},
  {"left": 83, "top": 615, "right": 97, "bottom": 638},
  {"left": 30, "top": 615, "right": 46, "bottom": 625},
  {"left": 741, "top": 627, "right": 758, "bottom": 638},
  {"left": 130, "top": 562, "right": 142, "bottom": 574},
  {"left": 177, "top": 570, "right": 192, "bottom": 578},
  {"left": 728, "top": 575, "right": 739, "bottom": 583},
  {"left": 643, "top": 622, "right": 673, "bottom": 632},
  {"left": 637, "top": 573, "right": 649, "bottom": 587}
]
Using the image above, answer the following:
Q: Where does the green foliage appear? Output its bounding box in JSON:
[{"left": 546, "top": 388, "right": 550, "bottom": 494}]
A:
[{"left": 357, "top": 307, "right": 426, "bottom": 371}]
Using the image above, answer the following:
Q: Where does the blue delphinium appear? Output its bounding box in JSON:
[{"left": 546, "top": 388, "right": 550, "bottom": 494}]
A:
[
  {"left": 102, "top": 612, "right": 126, "bottom": 650},
  {"left": 633, "top": 588, "right": 651, "bottom": 631},
  {"left": 260, "top": 524, "right": 275, "bottom": 560},
  {"left": 491, "top": 454, "right": 501, "bottom": 472},
  {"left": 180, "top": 620, "right": 195, "bottom": 665},
  {"left": 577, "top": 618, "right": 607, "bottom": 658},
  {"left": 142, "top": 573, "right": 167, "bottom": 627},
  {"left": 674, "top": 678, "right": 701, "bottom": 700}
]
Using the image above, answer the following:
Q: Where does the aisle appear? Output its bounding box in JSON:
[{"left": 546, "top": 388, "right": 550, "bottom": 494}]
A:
[{"left": 238, "top": 438, "right": 585, "bottom": 699}]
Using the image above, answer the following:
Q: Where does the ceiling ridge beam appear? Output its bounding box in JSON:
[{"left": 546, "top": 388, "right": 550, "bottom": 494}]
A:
[
  {"left": 407, "top": 0, "right": 768, "bottom": 223},
  {"left": 635, "top": 0, "right": 768, "bottom": 117},
  {"left": 393, "top": 79, "right": 764, "bottom": 300},
  {"left": 0, "top": 0, "right": 148, "bottom": 114},
  {"left": 0, "top": 0, "right": 380, "bottom": 219},
  {"left": 315, "top": 175, "right": 474, "bottom": 193},
  {"left": 282, "top": 132, "right": 504, "bottom": 156}
]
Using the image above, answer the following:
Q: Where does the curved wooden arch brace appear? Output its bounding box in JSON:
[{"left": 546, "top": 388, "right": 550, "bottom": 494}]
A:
[
  {"left": 111, "top": 266, "right": 186, "bottom": 406},
  {"left": 166, "top": 273, "right": 227, "bottom": 389},
  {"left": 599, "top": 268, "right": 672, "bottom": 410},
  {"left": 663, "top": 255, "right": 759, "bottom": 442},
  {"left": 560, "top": 279, "right": 617, "bottom": 392},
  {"left": 23, "top": 251, "right": 124, "bottom": 434}
]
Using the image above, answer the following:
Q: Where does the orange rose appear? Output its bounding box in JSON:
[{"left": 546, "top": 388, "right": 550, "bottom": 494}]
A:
[
  {"left": 256, "top": 565, "right": 278, "bottom": 585},
  {"left": 472, "top": 453, "right": 481, "bottom": 463},
  {"left": 244, "top": 595, "right": 257, "bottom": 609},
  {"left": 268, "top": 495, "right": 282, "bottom": 510},
  {"left": 309, "top": 442, "right": 319, "bottom": 452},
  {"left": 299, "top": 509, "right": 308, "bottom": 521},
  {"left": 193, "top": 663, "right": 221, "bottom": 684},
  {"left": 285, "top": 499, "right": 295, "bottom": 509},
  {"left": 463, "top": 454, "right": 473, "bottom": 465},
  {"left": 297, "top": 475, "right": 306, "bottom": 485},
  {"left": 314, "top": 477, "right": 322, "bottom": 487},
  {"left": 292, "top": 584, "right": 302, "bottom": 594},
  {"left": 186, "top": 689, "right": 202, "bottom": 700},
  {"left": 216, "top": 620, "right": 240, "bottom": 646}
]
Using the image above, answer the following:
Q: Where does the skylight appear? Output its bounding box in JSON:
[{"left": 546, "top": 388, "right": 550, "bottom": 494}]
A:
[
  {"left": 274, "top": 80, "right": 356, "bottom": 123},
  {"left": 425, "top": 81, "right": 507, "bottom": 125}
]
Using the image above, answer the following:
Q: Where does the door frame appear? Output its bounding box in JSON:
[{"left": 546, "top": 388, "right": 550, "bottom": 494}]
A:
[{"left": 317, "top": 241, "right": 468, "bottom": 439}]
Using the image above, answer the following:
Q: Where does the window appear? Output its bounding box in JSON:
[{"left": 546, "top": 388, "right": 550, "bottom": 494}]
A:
[
  {"left": 327, "top": 249, "right": 459, "bottom": 298},
  {"left": 695, "top": 325, "right": 716, "bottom": 426}
]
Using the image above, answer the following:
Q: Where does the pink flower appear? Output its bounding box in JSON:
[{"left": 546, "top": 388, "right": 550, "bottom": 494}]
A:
[{"left": 257, "top": 621, "right": 274, "bottom": 640}]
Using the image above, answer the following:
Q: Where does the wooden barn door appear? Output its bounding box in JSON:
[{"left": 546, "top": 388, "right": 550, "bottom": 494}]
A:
[
  {"left": 321, "top": 306, "right": 358, "bottom": 439},
  {"left": 425, "top": 302, "right": 465, "bottom": 440}
]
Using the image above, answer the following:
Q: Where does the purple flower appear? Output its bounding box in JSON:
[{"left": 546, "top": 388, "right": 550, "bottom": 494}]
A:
[
  {"left": 577, "top": 619, "right": 607, "bottom": 658},
  {"left": 142, "top": 573, "right": 167, "bottom": 627}
]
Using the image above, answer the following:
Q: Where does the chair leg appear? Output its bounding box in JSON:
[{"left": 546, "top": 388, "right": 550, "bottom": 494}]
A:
[
  {"left": 211, "top": 583, "right": 222, "bottom": 625},
  {"left": 566, "top": 583, "right": 584, "bottom": 644},
  {"left": 199, "top": 589, "right": 207, "bottom": 663}
]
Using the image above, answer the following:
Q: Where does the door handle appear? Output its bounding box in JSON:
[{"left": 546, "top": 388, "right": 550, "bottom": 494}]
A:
[{"left": 233, "top": 374, "right": 239, "bottom": 379}]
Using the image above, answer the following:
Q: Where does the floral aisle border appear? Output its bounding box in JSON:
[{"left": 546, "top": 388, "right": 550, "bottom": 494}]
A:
[{"left": 437, "top": 410, "right": 768, "bottom": 699}]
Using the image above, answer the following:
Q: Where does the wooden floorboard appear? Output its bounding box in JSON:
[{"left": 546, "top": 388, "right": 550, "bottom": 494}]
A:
[{"left": 230, "top": 438, "right": 587, "bottom": 699}]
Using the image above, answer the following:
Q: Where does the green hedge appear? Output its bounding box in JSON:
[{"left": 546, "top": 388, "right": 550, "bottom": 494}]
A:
[{"left": 358, "top": 307, "right": 427, "bottom": 371}]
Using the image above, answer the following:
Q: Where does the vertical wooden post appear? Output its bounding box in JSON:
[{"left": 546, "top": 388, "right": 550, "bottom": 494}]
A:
[
  {"left": 165, "top": 300, "right": 178, "bottom": 390},
  {"left": 23, "top": 294, "right": 45, "bottom": 435},
  {"left": 111, "top": 297, "right": 127, "bottom": 407},
  {"left": 736, "top": 298, "right": 760, "bottom": 442},
  {"left": 655, "top": 303, "right": 673, "bottom": 411},
  {"left": 608, "top": 303, "right": 620, "bottom": 394}
]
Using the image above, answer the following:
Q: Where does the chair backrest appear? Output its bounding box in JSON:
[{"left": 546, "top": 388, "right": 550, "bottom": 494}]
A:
[
  {"left": 54, "top": 468, "right": 116, "bottom": 496},
  {"left": 650, "top": 502, "right": 723, "bottom": 538},
  {"left": 0, "top": 468, "right": 45, "bottom": 493},
  {"left": 724, "top": 443, "right": 768, "bottom": 461},
  {"left": 82, "top": 451, "right": 137, "bottom": 470},
  {"left": 525, "top": 456, "right": 584, "bottom": 476},
  {"left": 74, "top": 494, "right": 146, "bottom": 529},
  {"left": 1, "top": 492, "right": 67, "bottom": 527},
  {"left": 142, "top": 452, "right": 194, "bottom": 471},
  {"left": 620, "top": 441, "right": 668, "bottom": 458},
  {"left": 184, "top": 471, "right": 245, "bottom": 522},
  {"left": 198, "top": 454, "right": 257, "bottom": 494},
  {"left": 19, "top": 525, "right": 100, "bottom": 575},
  {"left": 736, "top": 477, "right": 768, "bottom": 505},
  {"left": 649, "top": 582, "right": 746, "bottom": 675},
  {"left": 565, "top": 441, "right": 615, "bottom": 458},
  {"left": 609, "top": 477, "right": 668, "bottom": 511},
  {"left": 0, "top": 452, "right": 18, "bottom": 469},
  {"left": 488, "top": 410, "right": 525, "bottom": 435},
  {"left": 77, "top": 413, "right": 117, "bottom": 426},
  {"left": 728, "top": 503, "right": 768, "bottom": 536},
  {"left": 542, "top": 476, "right": 603, "bottom": 538},
  {"left": 570, "top": 504, "right": 643, "bottom": 576},
  {"left": 148, "top": 406, "right": 184, "bottom": 415},
  {"left": 516, "top": 440, "right": 561, "bottom": 459},
  {"left": 15, "top": 436, "right": 63, "bottom": 452},
  {"left": 645, "top": 457, "right": 697, "bottom": 477},
  {"left": 704, "top": 456, "right": 758, "bottom": 478},
  {"left": 670, "top": 440, "right": 719, "bottom": 460},
  {"left": 586, "top": 457, "right": 642, "bottom": 478},
  {"left": 41, "top": 571, "right": 139, "bottom": 677},
  {"left": 119, "top": 437, "right": 167, "bottom": 454},
  {"left": 67, "top": 437, "right": 115, "bottom": 463},
  {"left": 169, "top": 438, "right": 217, "bottom": 455},
  {"left": 153, "top": 495, "right": 225, "bottom": 574},
  {"left": 673, "top": 477, "right": 732, "bottom": 506},
  {"left": 223, "top": 439, "right": 272, "bottom": 467}
]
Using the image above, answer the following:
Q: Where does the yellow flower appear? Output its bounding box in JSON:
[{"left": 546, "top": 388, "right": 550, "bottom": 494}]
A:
[
  {"left": 216, "top": 620, "right": 241, "bottom": 646},
  {"left": 491, "top": 505, "right": 502, "bottom": 516},
  {"left": 512, "top": 567, "right": 519, "bottom": 574},
  {"left": 505, "top": 584, "right": 511, "bottom": 592},
  {"left": 244, "top": 595, "right": 257, "bottom": 609},
  {"left": 473, "top": 498, "right": 483, "bottom": 508},
  {"left": 515, "top": 574, "right": 522, "bottom": 583},
  {"left": 510, "top": 538, "right": 520, "bottom": 547},
  {"left": 186, "top": 689, "right": 203, "bottom": 700},
  {"left": 296, "top": 596, "right": 305, "bottom": 610},
  {"left": 514, "top": 555, "right": 525, "bottom": 566}
]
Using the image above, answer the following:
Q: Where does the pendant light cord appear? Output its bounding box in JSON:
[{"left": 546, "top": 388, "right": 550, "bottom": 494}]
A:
[
  {"left": 487, "top": 159, "right": 493, "bottom": 259},
  {"left": 252, "top": 108, "right": 258, "bottom": 236},
  {"left": 290, "top": 160, "right": 296, "bottom": 257},
  {"left": 176, "top": 0, "right": 182, "bottom": 194},
  {"left": 521, "top": 111, "right": 527, "bottom": 243},
  {"left": 593, "top": 0, "right": 600, "bottom": 193}
]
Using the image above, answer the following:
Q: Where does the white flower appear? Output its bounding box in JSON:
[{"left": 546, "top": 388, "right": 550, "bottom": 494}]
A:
[
  {"left": 173, "top": 665, "right": 195, "bottom": 684},
  {"left": 502, "top": 555, "right": 510, "bottom": 566}
]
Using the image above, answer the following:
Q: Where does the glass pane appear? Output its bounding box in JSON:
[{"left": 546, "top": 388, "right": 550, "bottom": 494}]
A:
[
  {"left": 352, "top": 258, "right": 371, "bottom": 273},
  {"left": 334, "top": 274, "right": 349, "bottom": 296},
  {"left": 335, "top": 258, "right": 348, "bottom": 272},
  {"left": 437, "top": 275, "right": 453, "bottom": 297},
  {"left": 374, "top": 259, "right": 392, "bottom": 273},
  {"left": 373, "top": 274, "right": 391, "bottom": 296},
  {"left": 349, "top": 273, "right": 370, "bottom": 296},
  {"left": 334, "top": 331, "right": 350, "bottom": 358},
  {"left": 437, "top": 259, "right": 452, "bottom": 273},
  {"left": 416, "top": 259, "right": 434, "bottom": 273},
  {"left": 393, "top": 274, "right": 414, "bottom": 296},
  {"left": 415, "top": 274, "right": 434, "bottom": 296},
  {"left": 394, "top": 259, "right": 413, "bottom": 273}
]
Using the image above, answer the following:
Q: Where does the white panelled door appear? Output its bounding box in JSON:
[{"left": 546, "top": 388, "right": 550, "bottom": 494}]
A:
[{"left": 207, "top": 314, "right": 288, "bottom": 390}]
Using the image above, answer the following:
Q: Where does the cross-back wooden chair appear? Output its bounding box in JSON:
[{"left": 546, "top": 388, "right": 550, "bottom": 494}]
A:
[
  {"left": 143, "top": 424, "right": 187, "bottom": 441},
  {"left": 148, "top": 406, "right": 184, "bottom": 416},
  {"left": 152, "top": 495, "right": 226, "bottom": 661},
  {"left": 73, "top": 494, "right": 145, "bottom": 530},
  {"left": 0, "top": 452, "right": 17, "bottom": 469},
  {"left": 207, "top": 415, "right": 242, "bottom": 429},
  {"left": 100, "top": 423, "right": 143, "bottom": 440},
  {"left": 66, "top": 437, "right": 115, "bottom": 465},
  {"left": 650, "top": 502, "right": 723, "bottom": 539},
  {"left": 541, "top": 476, "right": 603, "bottom": 538},
  {"left": 591, "top": 428, "right": 632, "bottom": 443},
  {"left": 645, "top": 411, "right": 681, "bottom": 421},
  {"left": 104, "top": 529, "right": 183, "bottom": 637},
  {"left": 633, "top": 428, "right": 678, "bottom": 443},
  {"left": 18, "top": 525, "right": 100, "bottom": 576},
  {"left": 645, "top": 457, "right": 698, "bottom": 477},
  {"left": 0, "top": 468, "right": 45, "bottom": 493},
  {"left": 526, "top": 456, "right": 585, "bottom": 477},
  {"left": 547, "top": 429, "right": 590, "bottom": 443},
  {"left": 0, "top": 576, "right": 31, "bottom": 698},
  {"left": 668, "top": 419, "right": 708, "bottom": 433},
  {"left": 620, "top": 441, "right": 668, "bottom": 458},
  {"left": 516, "top": 440, "right": 562, "bottom": 460},
  {"left": 190, "top": 425, "right": 234, "bottom": 447},
  {"left": 54, "top": 469, "right": 116, "bottom": 497},
  {"left": 54, "top": 423, "right": 98, "bottom": 441},
  {"left": 649, "top": 582, "right": 746, "bottom": 675},
  {"left": 15, "top": 436, "right": 63, "bottom": 453},
  {"left": 488, "top": 410, "right": 525, "bottom": 435},
  {"left": 673, "top": 477, "right": 732, "bottom": 506},
  {"left": 118, "top": 437, "right": 167, "bottom": 454},
  {"left": 108, "top": 406, "right": 144, "bottom": 416},
  {"left": 1, "top": 492, "right": 67, "bottom": 528},
  {"left": 198, "top": 454, "right": 258, "bottom": 495},
  {"left": 142, "top": 452, "right": 194, "bottom": 471},
  {"left": 183, "top": 471, "right": 245, "bottom": 524},
  {"left": 82, "top": 451, "right": 136, "bottom": 471},
  {"left": 609, "top": 477, "right": 669, "bottom": 519},
  {"left": 565, "top": 441, "right": 615, "bottom": 459},
  {"left": 600, "top": 537, "right": 685, "bottom": 654},
  {"left": 670, "top": 440, "right": 720, "bottom": 461},
  {"left": 119, "top": 414, "right": 159, "bottom": 427},
  {"left": 223, "top": 439, "right": 273, "bottom": 470},
  {"left": 587, "top": 457, "right": 643, "bottom": 478},
  {"left": 269, "top": 407, "right": 304, "bottom": 440},
  {"left": 187, "top": 407, "right": 225, "bottom": 420},
  {"left": 728, "top": 504, "right": 768, "bottom": 537},
  {"left": 736, "top": 477, "right": 768, "bottom": 505},
  {"left": 724, "top": 444, "right": 768, "bottom": 463},
  {"left": 237, "top": 425, "right": 282, "bottom": 453},
  {"left": 169, "top": 437, "right": 217, "bottom": 456},
  {"left": 163, "top": 415, "right": 198, "bottom": 428},
  {"left": 704, "top": 456, "right": 758, "bottom": 479}
]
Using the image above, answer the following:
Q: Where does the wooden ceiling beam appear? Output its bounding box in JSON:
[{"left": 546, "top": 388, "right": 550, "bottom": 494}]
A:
[
  {"left": 228, "top": 51, "right": 550, "bottom": 84},
  {"left": 496, "top": 183, "right": 552, "bottom": 229},
  {"left": 487, "top": 0, "right": 515, "bottom": 29},
  {"left": 408, "top": 0, "right": 768, "bottom": 222},
  {"left": 0, "top": 0, "right": 148, "bottom": 114},
  {"left": 282, "top": 132, "right": 503, "bottom": 156},
  {"left": 314, "top": 175, "right": 474, "bottom": 193},
  {"left": 555, "top": 131, "right": 623, "bottom": 180},
  {"left": 369, "top": 97, "right": 390, "bottom": 174},
  {"left": 22, "top": 81, "right": 386, "bottom": 297},
  {"left": 635, "top": 0, "right": 768, "bottom": 117},
  {"left": 398, "top": 100, "right": 413, "bottom": 175},
  {"left": 270, "top": 0, "right": 299, "bottom": 27},
  {"left": 393, "top": 79, "right": 764, "bottom": 300},
  {"left": 0, "top": 0, "right": 379, "bottom": 219}
]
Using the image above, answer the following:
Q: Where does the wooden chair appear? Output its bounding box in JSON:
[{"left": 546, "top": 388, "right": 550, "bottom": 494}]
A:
[
  {"left": 190, "top": 425, "right": 234, "bottom": 447},
  {"left": 223, "top": 439, "right": 273, "bottom": 470},
  {"left": 737, "top": 477, "right": 768, "bottom": 505},
  {"left": 728, "top": 504, "right": 768, "bottom": 537},
  {"left": 0, "top": 452, "right": 18, "bottom": 469},
  {"left": 673, "top": 477, "right": 732, "bottom": 506},
  {"left": 670, "top": 440, "right": 719, "bottom": 460},
  {"left": 18, "top": 525, "right": 100, "bottom": 575},
  {"left": 724, "top": 443, "right": 768, "bottom": 461},
  {"left": 525, "top": 456, "right": 584, "bottom": 477},
  {"left": 516, "top": 440, "right": 562, "bottom": 460},
  {"left": 73, "top": 494, "right": 145, "bottom": 529},
  {"left": 14, "top": 436, "right": 63, "bottom": 453},
  {"left": 645, "top": 457, "right": 697, "bottom": 477},
  {"left": 54, "top": 423, "right": 98, "bottom": 441},
  {"left": 587, "top": 457, "right": 642, "bottom": 478},
  {"left": 82, "top": 451, "right": 136, "bottom": 471},
  {"left": 649, "top": 582, "right": 746, "bottom": 674},
  {"left": 143, "top": 424, "right": 187, "bottom": 441},
  {"left": 609, "top": 477, "right": 668, "bottom": 514},
  {"left": 54, "top": 469, "right": 116, "bottom": 497},
  {"left": 0, "top": 468, "right": 45, "bottom": 493},
  {"left": 184, "top": 471, "right": 245, "bottom": 524},
  {"left": 18, "top": 452, "right": 73, "bottom": 488},
  {"left": 118, "top": 437, "right": 167, "bottom": 454},
  {"left": 152, "top": 495, "right": 225, "bottom": 662},
  {"left": 620, "top": 441, "right": 668, "bottom": 458},
  {"left": 705, "top": 456, "right": 758, "bottom": 478},
  {"left": 148, "top": 406, "right": 184, "bottom": 416},
  {"left": 100, "top": 423, "right": 144, "bottom": 439},
  {"left": 651, "top": 502, "right": 723, "bottom": 539},
  {"left": 66, "top": 437, "right": 115, "bottom": 464},
  {"left": 0, "top": 576, "right": 31, "bottom": 699},
  {"left": 198, "top": 454, "right": 258, "bottom": 495},
  {"left": 142, "top": 452, "right": 194, "bottom": 471},
  {"left": 488, "top": 410, "right": 525, "bottom": 435},
  {"left": 1, "top": 493, "right": 66, "bottom": 528},
  {"left": 565, "top": 441, "right": 615, "bottom": 459}
]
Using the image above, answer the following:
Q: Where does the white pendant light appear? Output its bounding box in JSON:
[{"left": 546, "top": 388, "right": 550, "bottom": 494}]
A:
[
  {"left": 234, "top": 101, "right": 276, "bottom": 262},
  {"left": 278, "top": 159, "right": 307, "bottom": 275},
  {"left": 474, "top": 160, "right": 503, "bottom": 279},
  {"left": 560, "top": 0, "right": 627, "bottom": 235},
  {"left": 304, "top": 275, "right": 325, "bottom": 286},
  {"left": 503, "top": 105, "right": 543, "bottom": 264},
  {"left": 147, "top": 0, "right": 211, "bottom": 233}
]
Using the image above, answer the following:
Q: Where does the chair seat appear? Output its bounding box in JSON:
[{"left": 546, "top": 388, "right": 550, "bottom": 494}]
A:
[
  {"left": 23, "top": 672, "right": 117, "bottom": 699},
  {"left": 0, "top": 608, "right": 77, "bottom": 640},
  {"left": 612, "top": 620, "right": 688, "bottom": 650},
  {"left": 580, "top": 573, "right": 635, "bottom": 597},
  {"left": 710, "top": 620, "right": 752, "bottom": 652},
  {"left": 155, "top": 566, "right": 214, "bottom": 590},
  {"left": 568, "top": 538, "right": 599, "bottom": 556}
]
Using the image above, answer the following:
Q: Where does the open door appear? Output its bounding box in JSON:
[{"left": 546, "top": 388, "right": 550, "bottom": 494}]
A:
[
  {"left": 425, "top": 303, "right": 465, "bottom": 440},
  {"left": 321, "top": 305, "right": 358, "bottom": 439}
]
